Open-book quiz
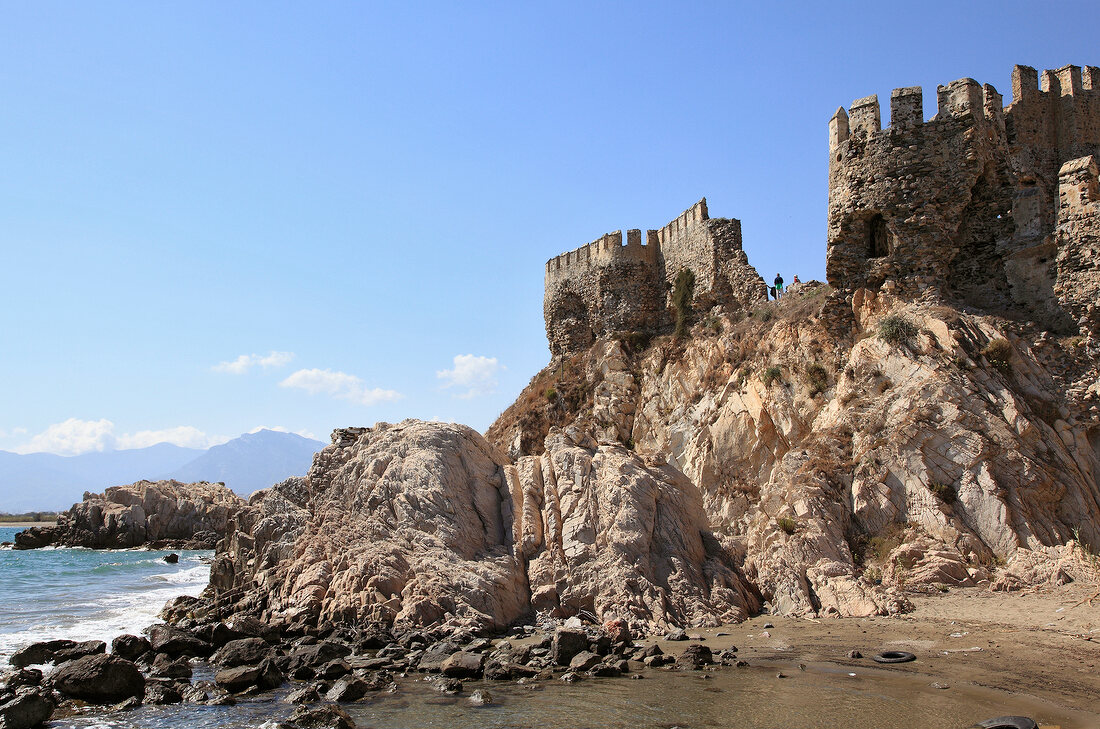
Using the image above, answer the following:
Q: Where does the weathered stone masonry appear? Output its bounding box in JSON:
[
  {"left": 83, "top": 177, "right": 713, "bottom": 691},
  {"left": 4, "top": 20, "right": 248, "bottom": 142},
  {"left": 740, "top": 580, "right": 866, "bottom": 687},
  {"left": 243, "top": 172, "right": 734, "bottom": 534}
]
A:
[
  {"left": 1055, "top": 154, "right": 1100, "bottom": 339},
  {"left": 827, "top": 64, "right": 1100, "bottom": 332},
  {"left": 543, "top": 199, "right": 767, "bottom": 353}
]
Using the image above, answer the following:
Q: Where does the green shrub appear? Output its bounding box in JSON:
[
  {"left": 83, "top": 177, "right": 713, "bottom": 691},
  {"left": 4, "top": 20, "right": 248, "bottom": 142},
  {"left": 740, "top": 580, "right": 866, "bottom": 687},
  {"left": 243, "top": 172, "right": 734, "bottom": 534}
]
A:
[
  {"left": 777, "top": 516, "right": 797, "bottom": 535},
  {"left": 877, "top": 314, "right": 917, "bottom": 346},
  {"left": 805, "top": 362, "right": 828, "bottom": 396},
  {"left": 752, "top": 306, "right": 774, "bottom": 323},
  {"left": 981, "top": 338, "right": 1012, "bottom": 373},
  {"left": 543, "top": 387, "right": 558, "bottom": 402},
  {"left": 928, "top": 481, "right": 956, "bottom": 504},
  {"left": 762, "top": 365, "right": 782, "bottom": 387},
  {"left": 703, "top": 315, "right": 723, "bottom": 335},
  {"left": 672, "top": 268, "right": 696, "bottom": 337}
]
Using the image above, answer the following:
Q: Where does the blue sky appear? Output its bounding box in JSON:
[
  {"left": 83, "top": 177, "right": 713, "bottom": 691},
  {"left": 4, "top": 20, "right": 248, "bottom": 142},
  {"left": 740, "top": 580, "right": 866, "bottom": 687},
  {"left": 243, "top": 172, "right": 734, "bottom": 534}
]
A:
[{"left": 1, "top": 1, "right": 1096, "bottom": 455}]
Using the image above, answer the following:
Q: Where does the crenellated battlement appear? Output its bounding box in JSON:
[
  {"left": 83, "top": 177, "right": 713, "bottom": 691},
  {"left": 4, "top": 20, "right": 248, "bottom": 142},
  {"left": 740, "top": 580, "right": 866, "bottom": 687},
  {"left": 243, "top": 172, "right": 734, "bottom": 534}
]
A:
[
  {"left": 827, "top": 62, "right": 1100, "bottom": 332},
  {"left": 542, "top": 198, "right": 765, "bottom": 353},
  {"left": 829, "top": 77, "right": 1004, "bottom": 153}
]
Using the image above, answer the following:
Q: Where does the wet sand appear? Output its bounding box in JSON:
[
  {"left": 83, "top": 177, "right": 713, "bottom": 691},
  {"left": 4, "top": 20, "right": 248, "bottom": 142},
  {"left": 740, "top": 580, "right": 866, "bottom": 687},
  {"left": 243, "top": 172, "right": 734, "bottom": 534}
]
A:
[{"left": 639, "top": 581, "right": 1100, "bottom": 724}]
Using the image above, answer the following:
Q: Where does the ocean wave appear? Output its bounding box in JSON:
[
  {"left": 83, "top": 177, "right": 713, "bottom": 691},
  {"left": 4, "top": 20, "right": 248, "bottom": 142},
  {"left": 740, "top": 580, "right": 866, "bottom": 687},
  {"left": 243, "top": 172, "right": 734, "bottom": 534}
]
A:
[{"left": 0, "top": 556, "right": 211, "bottom": 663}]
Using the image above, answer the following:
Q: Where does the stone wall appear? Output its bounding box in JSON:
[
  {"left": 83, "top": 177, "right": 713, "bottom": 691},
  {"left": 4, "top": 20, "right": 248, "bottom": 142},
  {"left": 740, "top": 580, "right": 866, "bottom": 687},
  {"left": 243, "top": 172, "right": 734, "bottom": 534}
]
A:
[
  {"left": 827, "top": 64, "right": 1100, "bottom": 332},
  {"left": 544, "top": 199, "right": 766, "bottom": 353},
  {"left": 1055, "top": 155, "right": 1100, "bottom": 338}
]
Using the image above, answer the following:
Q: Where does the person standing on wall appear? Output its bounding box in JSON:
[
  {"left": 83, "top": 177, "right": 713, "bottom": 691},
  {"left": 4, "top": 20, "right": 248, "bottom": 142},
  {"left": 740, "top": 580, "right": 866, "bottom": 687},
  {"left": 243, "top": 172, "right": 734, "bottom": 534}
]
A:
[{"left": 774, "top": 273, "right": 784, "bottom": 299}]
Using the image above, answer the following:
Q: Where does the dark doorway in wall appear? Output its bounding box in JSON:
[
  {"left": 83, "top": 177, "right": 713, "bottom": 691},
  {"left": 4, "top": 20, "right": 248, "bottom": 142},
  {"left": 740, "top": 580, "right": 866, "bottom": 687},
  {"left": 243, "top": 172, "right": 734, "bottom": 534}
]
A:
[{"left": 868, "top": 214, "right": 890, "bottom": 258}]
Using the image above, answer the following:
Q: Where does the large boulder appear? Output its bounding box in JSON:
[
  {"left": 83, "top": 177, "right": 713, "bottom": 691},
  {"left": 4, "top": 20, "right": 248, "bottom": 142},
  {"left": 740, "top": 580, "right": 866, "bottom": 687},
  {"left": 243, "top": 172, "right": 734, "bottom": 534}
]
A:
[
  {"left": 14, "top": 480, "right": 245, "bottom": 550},
  {"left": 49, "top": 654, "right": 144, "bottom": 704},
  {"left": 10, "top": 640, "right": 78, "bottom": 668},
  {"left": 214, "top": 659, "right": 283, "bottom": 693},
  {"left": 111, "top": 634, "right": 152, "bottom": 662},
  {"left": 513, "top": 429, "right": 761, "bottom": 631},
  {"left": 212, "top": 638, "right": 272, "bottom": 667},
  {"left": 286, "top": 704, "right": 357, "bottom": 729},
  {"left": 550, "top": 629, "right": 588, "bottom": 666},
  {"left": 0, "top": 690, "right": 54, "bottom": 729},
  {"left": 147, "top": 625, "right": 212, "bottom": 657}
]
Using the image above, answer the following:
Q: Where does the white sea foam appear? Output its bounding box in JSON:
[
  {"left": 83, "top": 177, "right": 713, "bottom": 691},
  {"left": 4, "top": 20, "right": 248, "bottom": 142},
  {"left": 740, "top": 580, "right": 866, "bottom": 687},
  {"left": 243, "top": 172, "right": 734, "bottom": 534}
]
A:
[{"left": 0, "top": 553, "right": 211, "bottom": 663}]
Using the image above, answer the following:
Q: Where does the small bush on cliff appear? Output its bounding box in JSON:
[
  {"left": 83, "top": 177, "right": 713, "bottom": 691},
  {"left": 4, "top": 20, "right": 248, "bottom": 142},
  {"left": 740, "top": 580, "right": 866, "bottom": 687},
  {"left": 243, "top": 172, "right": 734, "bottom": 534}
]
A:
[
  {"left": 672, "top": 268, "right": 696, "bottom": 338},
  {"left": 619, "top": 330, "right": 653, "bottom": 353},
  {"left": 928, "top": 481, "right": 956, "bottom": 504},
  {"left": 777, "top": 516, "right": 797, "bottom": 535},
  {"left": 981, "top": 338, "right": 1013, "bottom": 373},
  {"left": 543, "top": 387, "right": 558, "bottom": 402},
  {"left": 805, "top": 362, "right": 828, "bottom": 396},
  {"left": 762, "top": 365, "right": 782, "bottom": 387},
  {"left": 877, "top": 315, "right": 917, "bottom": 346}
]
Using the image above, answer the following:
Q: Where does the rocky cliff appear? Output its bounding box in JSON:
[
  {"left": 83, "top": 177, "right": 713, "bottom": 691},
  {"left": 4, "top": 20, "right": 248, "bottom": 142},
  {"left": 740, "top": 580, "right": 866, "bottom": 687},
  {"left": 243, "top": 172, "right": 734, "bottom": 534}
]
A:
[
  {"left": 192, "top": 282, "right": 1100, "bottom": 633},
  {"left": 14, "top": 480, "right": 246, "bottom": 550},
  {"left": 492, "top": 282, "right": 1100, "bottom": 616}
]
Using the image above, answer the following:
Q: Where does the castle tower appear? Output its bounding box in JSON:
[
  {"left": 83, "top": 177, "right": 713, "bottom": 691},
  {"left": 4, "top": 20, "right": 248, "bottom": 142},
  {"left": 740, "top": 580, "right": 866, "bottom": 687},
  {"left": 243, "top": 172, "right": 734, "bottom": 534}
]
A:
[
  {"left": 543, "top": 200, "right": 766, "bottom": 354},
  {"left": 826, "top": 63, "right": 1100, "bottom": 331}
]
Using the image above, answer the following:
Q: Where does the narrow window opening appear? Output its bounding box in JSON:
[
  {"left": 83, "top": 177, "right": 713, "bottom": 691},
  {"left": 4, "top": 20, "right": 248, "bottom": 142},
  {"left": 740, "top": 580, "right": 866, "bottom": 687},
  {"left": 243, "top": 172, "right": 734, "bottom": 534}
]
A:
[{"left": 868, "top": 214, "right": 890, "bottom": 258}]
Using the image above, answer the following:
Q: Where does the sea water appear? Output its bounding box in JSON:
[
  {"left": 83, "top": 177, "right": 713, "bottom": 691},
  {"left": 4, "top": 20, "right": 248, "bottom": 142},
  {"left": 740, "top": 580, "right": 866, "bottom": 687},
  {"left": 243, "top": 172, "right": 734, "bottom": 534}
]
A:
[
  {"left": 0, "top": 525, "right": 1095, "bottom": 729},
  {"left": 0, "top": 526, "right": 211, "bottom": 663}
]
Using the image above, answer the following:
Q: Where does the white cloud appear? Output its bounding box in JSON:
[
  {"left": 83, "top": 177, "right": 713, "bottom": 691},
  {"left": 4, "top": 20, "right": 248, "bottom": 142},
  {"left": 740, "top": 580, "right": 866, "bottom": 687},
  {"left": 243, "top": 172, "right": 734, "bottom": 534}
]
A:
[
  {"left": 436, "top": 354, "right": 504, "bottom": 399},
  {"left": 212, "top": 350, "right": 295, "bottom": 374},
  {"left": 279, "top": 368, "right": 403, "bottom": 407},
  {"left": 12, "top": 418, "right": 227, "bottom": 455},
  {"left": 0, "top": 427, "right": 28, "bottom": 439},
  {"left": 14, "top": 418, "right": 117, "bottom": 455},
  {"left": 116, "top": 426, "right": 230, "bottom": 451}
]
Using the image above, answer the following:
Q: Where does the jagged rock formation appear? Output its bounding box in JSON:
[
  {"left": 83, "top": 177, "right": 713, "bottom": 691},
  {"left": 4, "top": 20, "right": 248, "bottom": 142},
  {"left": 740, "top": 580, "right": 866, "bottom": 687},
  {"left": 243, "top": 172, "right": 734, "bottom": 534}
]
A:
[
  {"left": 203, "top": 421, "right": 758, "bottom": 632},
  {"left": 13, "top": 480, "right": 245, "bottom": 550}
]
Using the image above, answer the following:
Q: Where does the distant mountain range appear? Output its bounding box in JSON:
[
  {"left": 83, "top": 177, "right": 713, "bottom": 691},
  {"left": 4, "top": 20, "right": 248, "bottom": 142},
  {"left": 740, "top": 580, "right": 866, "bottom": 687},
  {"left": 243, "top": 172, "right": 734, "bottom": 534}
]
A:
[{"left": 0, "top": 430, "right": 326, "bottom": 513}]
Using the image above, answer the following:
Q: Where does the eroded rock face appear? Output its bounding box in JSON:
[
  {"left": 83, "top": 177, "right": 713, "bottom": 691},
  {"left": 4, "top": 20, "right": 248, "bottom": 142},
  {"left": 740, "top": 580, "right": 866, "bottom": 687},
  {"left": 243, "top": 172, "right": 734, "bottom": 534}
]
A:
[
  {"left": 210, "top": 422, "right": 529, "bottom": 631},
  {"left": 491, "top": 286, "right": 1100, "bottom": 619},
  {"left": 14, "top": 480, "right": 245, "bottom": 550},
  {"left": 509, "top": 430, "right": 759, "bottom": 629}
]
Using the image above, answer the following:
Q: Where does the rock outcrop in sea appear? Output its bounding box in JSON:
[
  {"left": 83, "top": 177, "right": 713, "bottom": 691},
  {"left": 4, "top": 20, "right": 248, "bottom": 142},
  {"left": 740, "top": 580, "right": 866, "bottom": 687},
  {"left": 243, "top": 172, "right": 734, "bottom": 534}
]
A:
[{"left": 14, "top": 480, "right": 246, "bottom": 550}]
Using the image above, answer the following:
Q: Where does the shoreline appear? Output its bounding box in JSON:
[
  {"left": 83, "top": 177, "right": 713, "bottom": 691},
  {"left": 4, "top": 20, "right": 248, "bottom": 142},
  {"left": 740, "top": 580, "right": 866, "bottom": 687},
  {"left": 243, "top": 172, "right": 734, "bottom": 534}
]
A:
[
  {"left": 636, "top": 582, "right": 1100, "bottom": 719},
  {"left": 0, "top": 522, "right": 55, "bottom": 529},
  {"left": 4, "top": 570, "right": 1097, "bottom": 728}
]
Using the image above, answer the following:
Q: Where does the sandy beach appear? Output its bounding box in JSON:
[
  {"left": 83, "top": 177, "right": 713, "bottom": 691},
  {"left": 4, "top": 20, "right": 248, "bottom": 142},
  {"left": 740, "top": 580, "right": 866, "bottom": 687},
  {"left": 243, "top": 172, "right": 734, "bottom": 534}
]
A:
[{"left": 635, "top": 581, "right": 1100, "bottom": 724}]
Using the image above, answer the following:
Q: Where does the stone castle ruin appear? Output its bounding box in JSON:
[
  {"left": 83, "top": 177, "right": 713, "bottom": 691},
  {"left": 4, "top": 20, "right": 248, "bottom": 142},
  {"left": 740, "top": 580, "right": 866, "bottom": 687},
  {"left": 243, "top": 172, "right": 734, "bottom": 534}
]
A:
[
  {"left": 544, "top": 63, "right": 1100, "bottom": 354},
  {"left": 827, "top": 64, "right": 1100, "bottom": 334},
  {"left": 543, "top": 199, "right": 767, "bottom": 353}
]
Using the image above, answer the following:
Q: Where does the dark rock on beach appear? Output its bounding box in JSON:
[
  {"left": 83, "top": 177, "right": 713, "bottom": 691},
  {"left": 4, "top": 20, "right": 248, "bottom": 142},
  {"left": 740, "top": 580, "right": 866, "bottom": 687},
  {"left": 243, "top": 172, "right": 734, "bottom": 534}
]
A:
[
  {"left": 0, "top": 689, "right": 54, "bottom": 729},
  {"left": 147, "top": 625, "right": 213, "bottom": 658},
  {"left": 286, "top": 703, "right": 357, "bottom": 729},
  {"left": 551, "top": 629, "right": 588, "bottom": 666},
  {"left": 214, "top": 659, "right": 283, "bottom": 693},
  {"left": 49, "top": 654, "right": 145, "bottom": 704},
  {"left": 10, "top": 640, "right": 81, "bottom": 668},
  {"left": 111, "top": 634, "right": 152, "bottom": 662},
  {"left": 212, "top": 637, "right": 273, "bottom": 668},
  {"left": 676, "top": 644, "right": 713, "bottom": 670}
]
